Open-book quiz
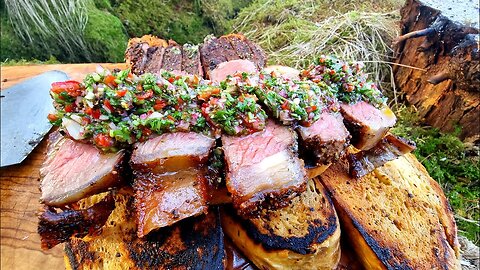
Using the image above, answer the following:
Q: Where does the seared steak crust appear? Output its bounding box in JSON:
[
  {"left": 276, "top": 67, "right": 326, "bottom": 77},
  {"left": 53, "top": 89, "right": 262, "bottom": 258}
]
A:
[
  {"left": 161, "top": 41, "right": 183, "bottom": 72},
  {"left": 142, "top": 46, "right": 165, "bottom": 74},
  {"left": 340, "top": 101, "right": 397, "bottom": 151},
  {"left": 348, "top": 134, "right": 416, "bottom": 178},
  {"left": 222, "top": 121, "right": 307, "bottom": 217},
  {"left": 297, "top": 112, "right": 350, "bottom": 165},
  {"left": 38, "top": 194, "right": 115, "bottom": 250}
]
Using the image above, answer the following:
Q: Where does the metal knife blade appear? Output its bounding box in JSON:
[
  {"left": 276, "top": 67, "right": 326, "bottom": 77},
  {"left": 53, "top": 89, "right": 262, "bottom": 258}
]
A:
[{"left": 0, "top": 70, "right": 69, "bottom": 167}]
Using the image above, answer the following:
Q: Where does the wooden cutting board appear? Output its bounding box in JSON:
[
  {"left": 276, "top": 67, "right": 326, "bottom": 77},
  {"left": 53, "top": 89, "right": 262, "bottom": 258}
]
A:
[{"left": 0, "top": 63, "right": 126, "bottom": 270}]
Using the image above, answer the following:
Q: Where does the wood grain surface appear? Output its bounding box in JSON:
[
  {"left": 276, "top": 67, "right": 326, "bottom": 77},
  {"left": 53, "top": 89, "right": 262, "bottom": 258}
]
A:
[{"left": 0, "top": 63, "right": 126, "bottom": 270}]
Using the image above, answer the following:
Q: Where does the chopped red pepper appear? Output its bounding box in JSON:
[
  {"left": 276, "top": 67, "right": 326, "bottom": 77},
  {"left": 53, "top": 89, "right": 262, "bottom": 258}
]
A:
[
  {"left": 306, "top": 105, "right": 317, "bottom": 113},
  {"left": 104, "top": 75, "right": 117, "bottom": 87},
  {"left": 281, "top": 100, "right": 289, "bottom": 110},
  {"left": 64, "top": 104, "right": 75, "bottom": 113},
  {"left": 47, "top": 113, "right": 58, "bottom": 122},
  {"left": 104, "top": 99, "right": 114, "bottom": 112},
  {"left": 136, "top": 89, "right": 153, "bottom": 100},
  {"left": 51, "top": 80, "right": 82, "bottom": 96},
  {"left": 153, "top": 99, "right": 167, "bottom": 111},
  {"left": 94, "top": 133, "right": 114, "bottom": 148},
  {"left": 116, "top": 89, "right": 127, "bottom": 97}
]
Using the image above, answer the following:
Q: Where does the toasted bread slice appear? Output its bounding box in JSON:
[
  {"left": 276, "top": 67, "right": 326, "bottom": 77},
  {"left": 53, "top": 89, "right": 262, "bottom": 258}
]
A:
[
  {"left": 319, "top": 154, "right": 460, "bottom": 270},
  {"left": 64, "top": 188, "right": 225, "bottom": 270},
  {"left": 221, "top": 178, "right": 341, "bottom": 270}
]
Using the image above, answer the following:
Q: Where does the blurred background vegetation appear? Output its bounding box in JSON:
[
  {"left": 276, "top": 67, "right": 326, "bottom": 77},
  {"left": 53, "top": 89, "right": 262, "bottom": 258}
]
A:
[{"left": 1, "top": 0, "right": 478, "bottom": 244}]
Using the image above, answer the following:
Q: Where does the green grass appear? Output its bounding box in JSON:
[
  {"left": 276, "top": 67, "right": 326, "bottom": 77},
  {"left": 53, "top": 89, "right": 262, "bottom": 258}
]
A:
[
  {"left": 391, "top": 106, "right": 480, "bottom": 245},
  {"left": 1, "top": 56, "right": 60, "bottom": 66}
]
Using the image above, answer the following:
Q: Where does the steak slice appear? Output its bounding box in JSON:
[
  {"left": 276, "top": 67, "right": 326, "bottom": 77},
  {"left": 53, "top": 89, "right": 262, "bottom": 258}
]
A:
[
  {"left": 340, "top": 101, "right": 397, "bottom": 151},
  {"left": 130, "top": 132, "right": 215, "bottom": 237},
  {"left": 297, "top": 111, "right": 350, "bottom": 166},
  {"left": 200, "top": 34, "right": 267, "bottom": 79},
  {"left": 40, "top": 132, "right": 125, "bottom": 207},
  {"left": 348, "top": 134, "right": 416, "bottom": 178},
  {"left": 222, "top": 120, "right": 307, "bottom": 217},
  {"left": 182, "top": 43, "right": 203, "bottom": 76},
  {"left": 224, "top": 33, "right": 254, "bottom": 60},
  {"left": 161, "top": 41, "right": 183, "bottom": 72},
  {"left": 125, "top": 42, "right": 150, "bottom": 74},
  {"left": 142, "top": 46, "right": 165, "bottom": 74},
  {"left": 210, "top": 59, "right": 258, "bottom": 82},
  {"left": 245, "top": 38, "right": 267, "bottom": 70},
  {"left": 125, "top": 35, "right": 168, "bottom": 74},
  {"left": 130, "top": 132, "right": 215, "bottom": 174},
  {"left": 133, "top": 170, "right": 208, "bottom": 237},
  {"left": 200, "top": 36, "right": 233, "bottom": 79},
  {"left": 38, "top": 194, "right": 115, "bottom": 250}
]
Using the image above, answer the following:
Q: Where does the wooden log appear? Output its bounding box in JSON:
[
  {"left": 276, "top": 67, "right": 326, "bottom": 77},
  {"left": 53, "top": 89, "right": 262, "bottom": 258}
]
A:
[{"left": 393, "top": 0, "right": 480, "bottom": 141}]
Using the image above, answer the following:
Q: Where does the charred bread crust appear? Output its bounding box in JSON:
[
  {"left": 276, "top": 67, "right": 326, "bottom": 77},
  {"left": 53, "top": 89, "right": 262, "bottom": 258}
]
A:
[
  {"left": 222, "top": 178, "right": 341, "bottom": 269},
  {"left": 319, "top": 155, "right": 460, "bottom": 270},
  {"left": 64, "top": 189, "right": 225, "bottom": 270}
]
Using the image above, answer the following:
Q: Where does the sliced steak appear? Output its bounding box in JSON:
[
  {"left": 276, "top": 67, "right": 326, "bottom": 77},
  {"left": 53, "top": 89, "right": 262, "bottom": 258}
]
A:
[
  {"left": 125, "top": 42, "right": 150, "bottom": 74},
  {"left": 142, "top": 46, "right": 165, "bottom": 74},
  {"left": 348, "top": 134, "right": 416, "bottom": 178},
  {"left": 161, "top": 41, "right": 183, "bottom": 72},
  {"left": 245, "top": 38, "right": 267, "bottom": 70},
  {"left": 224, "top": 34, "right": 254, "bottom": 60},
  {"left": 200, "top": 34, "right": 266, "bottom": 79},
  {"left": 38, "top": 194, "right": 115, "bottom": 250},
  {"left": 130, "top": 132, "right": 215, "bottom": 174},
  {"left": 134, "top": 170, "right": 208, "bottom": 237},
  {"left": 297, "top": 111, "right": 350, "bottom": 165},
  {"left": 210, "top": 59, "right": 258, "bottom": 82},
  {"left": 340, "top": 101, "right": 397, "bottom": 151},
  {"left": 182, "top": 43, "right": 203, "bottom": 76},
  {"left": 40, "top": 132, "right": 125, "bottom": 207},
  {"left": 131, "top": 132, "right": 215, "bottom": 237},
  {"left": 200, "top": 36, "right": 235, "bottom": 79},
  {"left": 222, "top": 120, "right": 307, "bottom": 217}
]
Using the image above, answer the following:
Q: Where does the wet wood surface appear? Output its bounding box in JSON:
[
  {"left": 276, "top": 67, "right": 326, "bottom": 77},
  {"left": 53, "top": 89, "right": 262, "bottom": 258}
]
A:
[{"left": 0, "top": 63, "right": 126, "bottom": 270}]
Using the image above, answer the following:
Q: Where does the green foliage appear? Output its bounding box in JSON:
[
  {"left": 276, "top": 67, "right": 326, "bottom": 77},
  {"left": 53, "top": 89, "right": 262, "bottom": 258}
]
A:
[
  {"left": 198, "top": 0, "right": 252, "bottom": 35},
  {"left": 392, "top": 106, "right": 480, "bottom": 244},
  {"left": 84, "top": 6, "right": 128, "bottom": 63},
  {"left": 1, "top": 56, "right": 60, "bottom": 66},
  {"left": 112, "top": 0, "right": 212, "bottom": 44},
  {"left": 1, "top": 0, "right": 127, "bottom": 63}
]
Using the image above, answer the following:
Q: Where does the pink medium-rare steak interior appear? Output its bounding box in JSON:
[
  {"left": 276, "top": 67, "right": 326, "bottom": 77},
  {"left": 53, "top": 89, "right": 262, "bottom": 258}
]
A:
[
  {"left": 40, "top": 132, "right": 124, "bottom": 207},
  {"left": 221, "top": 120, "right": 307, "bottom": 216},
  {"left": 340, "top": 101, "right": 397, "bottom": 151},
  {"left": 209, "top": 59, "right": 258, "bottom": 82},
  {"left": 297, "top": 111, "right": 350, "bottom": 165},
  {"left": 131, "top": 132, "right": 215, "bottom": 173},
  {"left": 134, "top": 170, "right": 208, "bottom": 237}
]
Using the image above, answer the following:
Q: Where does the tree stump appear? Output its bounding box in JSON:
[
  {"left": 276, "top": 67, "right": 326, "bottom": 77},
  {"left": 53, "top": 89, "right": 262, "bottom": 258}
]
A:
[{"left": 393, "top": 0, "right": 479, "bottom": 142}]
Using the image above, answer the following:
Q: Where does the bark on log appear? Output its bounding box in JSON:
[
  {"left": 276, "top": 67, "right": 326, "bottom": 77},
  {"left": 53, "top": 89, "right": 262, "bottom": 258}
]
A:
[{"left": 393, "top": 0, "right": 480, "bottom": 141}]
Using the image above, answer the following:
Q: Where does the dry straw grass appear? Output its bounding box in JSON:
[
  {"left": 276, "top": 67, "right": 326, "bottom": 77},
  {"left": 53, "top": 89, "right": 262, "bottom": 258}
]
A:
[
  {"left": 233, "top": 0, "right": 402, "bottom": 103},
  {"left": 5, "top": 0, "right": 90, "bottom": 60}
]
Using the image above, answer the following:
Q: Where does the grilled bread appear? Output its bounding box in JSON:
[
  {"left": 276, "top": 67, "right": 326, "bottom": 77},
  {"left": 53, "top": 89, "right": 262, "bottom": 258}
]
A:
[
  {"left": 221, "top": 178, "right": 341, "bottom": 270},
  {"left": 64, "top": 188, "right": 225, "bottom": 270},
  {"left": 319, "top": 153, "right": 460, "bottom": 270}
]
